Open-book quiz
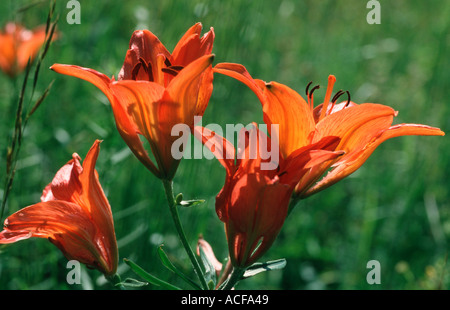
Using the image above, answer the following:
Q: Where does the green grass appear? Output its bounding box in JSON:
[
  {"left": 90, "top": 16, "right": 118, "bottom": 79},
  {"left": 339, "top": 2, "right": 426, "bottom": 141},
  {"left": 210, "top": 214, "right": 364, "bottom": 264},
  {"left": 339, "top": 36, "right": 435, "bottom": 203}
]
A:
[{"left": 0, "top": 0, "right": 448, "bottom": 290}]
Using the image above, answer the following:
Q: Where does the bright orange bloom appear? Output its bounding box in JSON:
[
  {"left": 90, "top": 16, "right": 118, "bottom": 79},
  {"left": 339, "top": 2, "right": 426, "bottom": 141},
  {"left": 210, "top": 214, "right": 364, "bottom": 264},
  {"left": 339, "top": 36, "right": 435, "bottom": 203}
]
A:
[
  {"left": 214, "top": 63, "right": 445, "bottom": 199},
  {"left": 196, "top": 124, "right": 343, "bottom": 267},
  {"left": 0, "top": 140, "right": 118, "bottom": 276},
  {"left": 51, "top": 23, "right": 215, "bottom": 180},
  {"left": 0, "top": 22, "right": 48, "bottom": 77}
]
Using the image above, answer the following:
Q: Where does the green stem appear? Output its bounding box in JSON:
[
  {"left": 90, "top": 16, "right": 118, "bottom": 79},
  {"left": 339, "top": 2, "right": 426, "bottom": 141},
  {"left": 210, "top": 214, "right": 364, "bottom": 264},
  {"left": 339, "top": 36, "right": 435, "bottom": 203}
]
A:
[
  {"left": 221, "top": 267, "right": 245, "bottom": 290},
  {"left": 287, "top": 195, "right": 300, "bottom": 217},
  {"left": 106, "top": 273, "right": 126, "bottom": 290},
  {"left": 162, "top": 179, "right": 208, "bottom": 290}
]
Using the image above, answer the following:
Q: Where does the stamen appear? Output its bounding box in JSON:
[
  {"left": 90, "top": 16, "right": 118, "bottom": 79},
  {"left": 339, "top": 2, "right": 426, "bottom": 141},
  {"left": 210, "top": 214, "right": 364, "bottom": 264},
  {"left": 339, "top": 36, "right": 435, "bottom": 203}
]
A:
[
  {"left": 305, "top": 81, "right": 313, "bottom": 96},
  {"left": 278, "top": 170, "right": 287, "bottom": 177},
  {"left": 344, "top": 91, "right": 351, "bottom": 108},
  {"left": 161, "top": 65, "right": 184, "bottom": 77},
  {"left": 164, "top": 57, "right": 172, "bottom": 67},
  {"left": 328, "top": 89, "right": 344, "bottom": 115},
  {"left": 319, "top": 75, "right": 336, "bottom": 121},
  {"left": 331, "top": 90, "right": 345, "bottom": 103},
  {"left": 131, "top": 62, "right": 142, "bottom": 80},
  {"left": 309, "top": 85, "right": 320, "bottom": 110},
  {"left": 309, "top": 85, "right": 320, "bottom": 97},
  {"left": 130, "top": 57, "right": 153, "bottom": 81}
]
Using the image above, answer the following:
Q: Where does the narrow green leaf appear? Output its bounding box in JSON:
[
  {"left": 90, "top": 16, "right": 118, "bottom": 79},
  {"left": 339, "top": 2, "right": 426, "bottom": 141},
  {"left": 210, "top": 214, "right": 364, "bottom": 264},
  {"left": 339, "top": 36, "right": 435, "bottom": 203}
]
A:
[
  {"left": 243, "top": 258, "right": 287, "bottom": 278},
  {"left": 157, "top": 245, "right": 202, "bottom": 290},
  {"left": 198, "top": 246, "right": 216, "bottom": 288},
  {"left": 118, "top": 278, "right": 149, "bottom": 288},
  {"left": 175, "top": 193, "right": 183, "bottom": 204},
  {"left": 26, "top": 80, "right": 54, "bottom": 120},
  {"left": 178, "top": 199, "right": 205, "bottom": 208},
  {"left": 123, "top": 258, "right": 182, "bottom": 290}
]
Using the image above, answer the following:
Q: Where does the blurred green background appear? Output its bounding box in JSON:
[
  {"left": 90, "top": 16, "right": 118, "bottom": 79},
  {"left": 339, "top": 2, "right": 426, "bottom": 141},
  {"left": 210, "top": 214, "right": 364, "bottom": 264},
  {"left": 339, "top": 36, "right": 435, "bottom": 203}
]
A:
[{"left": 0, "top": 0, "right": 448, "bottom": 290}]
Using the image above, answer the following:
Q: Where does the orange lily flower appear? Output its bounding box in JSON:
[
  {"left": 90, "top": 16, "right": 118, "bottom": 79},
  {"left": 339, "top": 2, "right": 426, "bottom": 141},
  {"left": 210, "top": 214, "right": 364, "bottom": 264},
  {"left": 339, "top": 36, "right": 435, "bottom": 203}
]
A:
[
  {"left": 0, "top": 22, "right": 48, "bottom": 77},
  {"left": 0, "top": 140, "right": 118, "bottom": 277},
  {"left": 213, "top": 63, "right": 445, "bottom": 199},
  {"left": 196, "top": 124, "right": 343, "bottom": 267},
  {"left": 51, "top": 23, "right": 215, "bottom": 180}
]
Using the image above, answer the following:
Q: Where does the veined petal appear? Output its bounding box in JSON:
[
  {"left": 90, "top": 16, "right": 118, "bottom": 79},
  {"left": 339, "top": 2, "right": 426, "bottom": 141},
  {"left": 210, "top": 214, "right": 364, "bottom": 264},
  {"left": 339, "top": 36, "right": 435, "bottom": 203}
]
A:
[
  {"left": 118, "top": 29, "right": 170, "bottom": 81},
  {"left": 50, "top": 64, "right": 160, "bottom": 176},
  {"left": 313, "top": 103, "right": 396, "bottom": 152},
  {"left": 260, "top": 81, "right": 316, "bottom": 158},
  {"left": 50, "top": 64, "right": 114, "bottom": 103},
  {"left": 226, "top": 173, "right": 292, "bottom": 267},
  {"left": 171, "top": 23, "right": 215, "bottom": 67},
  {"left": 0, "top": 200, "right": 113, "bottom": 274},
  {"left": 194, "top": 65, "right": 214, "bottom": 117},
  {"left": 214, "top": 63, "right": 315, "bottom": 158},
  {"left": 0, "top": 201, "right": 92, "bottom": 240},
  {"left": 166, "top": 54, "right": 214, "bottom": 124},
  {"left": 78, "top": 141, "right": 113, "bottom": 225},
  {"left": 281, "top": 136, "right": 344, "bottom": 187},
  {"left": 41, "top": 153, "right": 83, "bottom": 206},
  {"left": 78, "top": 140, "right": 118, "bottom": 273},
  {"left": 305, "top": 123, "right": 445, "bottom": 197},
  {"left": 111, "top": 80, "right": 169, "bottom": 176},
  {"left": 214, "top": 63, "right": 267, "bottom": 106}
]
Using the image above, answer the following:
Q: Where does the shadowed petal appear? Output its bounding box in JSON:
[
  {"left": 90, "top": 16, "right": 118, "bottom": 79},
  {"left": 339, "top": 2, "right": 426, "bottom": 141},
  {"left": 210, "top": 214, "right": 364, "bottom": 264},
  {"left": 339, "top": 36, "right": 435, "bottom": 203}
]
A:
[
  {"left": 226, "top": 173, "right": 292, "bottom": 267},
  {"left": 118, "top": 29, "right": 170, "bottom": 81},
  {"left": 0, "top": 201, "right": 105, "bottom": 270}
]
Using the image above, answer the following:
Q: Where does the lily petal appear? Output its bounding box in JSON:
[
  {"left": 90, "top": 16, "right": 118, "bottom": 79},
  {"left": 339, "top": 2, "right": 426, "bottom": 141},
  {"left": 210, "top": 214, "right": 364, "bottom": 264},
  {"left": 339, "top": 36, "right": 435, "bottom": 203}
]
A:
[
  {"left": 0, "top": 200, "right": 106, "bottom": 271},
  {"left": 260, "top": 81, "right": 316, "bottom": 158},
  {"left": 50, "top": 64, "right": 161, "bottom": 177},
  {"left": 118, "top": 29, "right": 170, "bottom": 81},
  {"left": 305, "top": 123, "right": 445, "bottom": 196},
  {"left": 166, "top": 54, "right": 215, "bottom": 124},
  {"left": 111, "top": 80, "right": 168, "bottom": 177},
  {"left": 312, "top": 103, "right": 397, "bottom": 150},
  {"left": 226, "top": 173, "right": 292, "bottom": 267},
  {"left": 194, "top": 126, "right": 236, "bottom": 175},
  {"left": 214, "top": 63, "right": 315, "bottom": 158},
  {"left": 171, "top": 22, "right": 215, "bottom": 67}
]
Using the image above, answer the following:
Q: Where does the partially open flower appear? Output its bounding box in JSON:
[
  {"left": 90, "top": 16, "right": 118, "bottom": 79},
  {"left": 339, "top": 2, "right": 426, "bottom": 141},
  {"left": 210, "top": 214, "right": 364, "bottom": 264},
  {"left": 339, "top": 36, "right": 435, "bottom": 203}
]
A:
[{"left": 0, "top": 140, "right": 118, "bottom": 277}]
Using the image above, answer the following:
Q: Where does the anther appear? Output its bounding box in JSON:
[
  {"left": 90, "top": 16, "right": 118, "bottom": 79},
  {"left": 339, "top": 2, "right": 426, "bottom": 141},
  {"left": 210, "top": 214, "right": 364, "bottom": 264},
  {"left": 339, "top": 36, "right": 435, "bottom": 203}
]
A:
[
  {"left": 344, "top": 91, "right": 351, "bottom": 108},
  {"left": 161, "top": 65, "right": 184, "bottom": 76},
  {"left": 305, "top": 81, "right": 313, "bottom": 96},
  {"left": 278, "top": 171, "right": 287, "bottom": 177},
  {"left": 331, "top": 90, "right": 345, "bottom": 103},
  {"left": 309, "top": 85, "right": 320, "bottom": 97}
]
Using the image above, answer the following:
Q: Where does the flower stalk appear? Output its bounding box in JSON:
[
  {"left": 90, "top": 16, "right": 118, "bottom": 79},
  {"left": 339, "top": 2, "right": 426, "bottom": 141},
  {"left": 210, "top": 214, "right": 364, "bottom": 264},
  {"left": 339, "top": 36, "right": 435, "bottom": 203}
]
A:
[
  {"left": 220, "top": 267, "right": 245, "bottom": 290},
  {"left": 162, "top": 179, "right": 209, "bottom": 290},
  {"left": 106, "top": 273, "right": 126, "bottom": 290}
]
